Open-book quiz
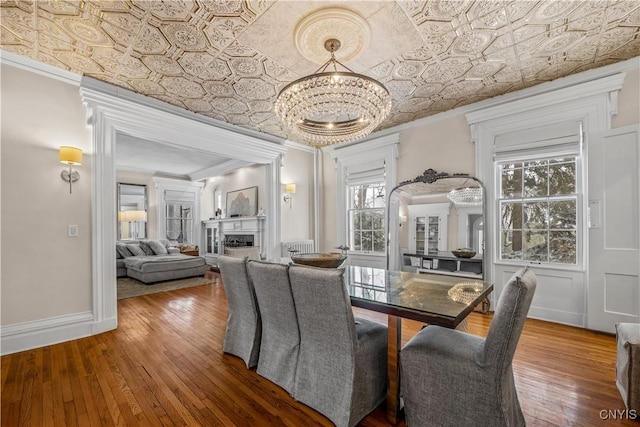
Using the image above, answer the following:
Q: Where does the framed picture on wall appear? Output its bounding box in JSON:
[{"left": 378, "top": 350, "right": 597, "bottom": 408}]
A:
[{"left": 226, "top": 186, "right": 258, "bottom": 217}]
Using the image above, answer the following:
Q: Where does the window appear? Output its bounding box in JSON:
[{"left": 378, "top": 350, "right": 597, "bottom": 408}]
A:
[
  {"left": 215, "top": 190, "right": 222, "bottom": 212},
  {"left": 166, "top": 203, "right": 193, "bottom": 244},
  {"left": 498, "top": 157, "right": 578, "bottom": 265},
  {"left": 348, "top": 182, "right": 386, "bottom": 253}
]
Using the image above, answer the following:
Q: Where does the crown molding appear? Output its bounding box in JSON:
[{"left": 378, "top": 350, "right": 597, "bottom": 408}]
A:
[
  {"left": 1, "top": 50, "right": 287, "bottom": 146},
  {"left": 466, "top": 73, "right": 625, "bottom": 126},
  {"left": 80, "top": 77, "right": 288, "bottom": 165},
  {"left": 364, "top": 55, "right": 640, "bottom": 139},
  {"left": 283, "top": 139, "right": 316, "bottom": 153},
  {"left": 0, "top": 49, "right": 81, "bottom": 85},
  {"left": 328, "top": 132, "right": 400, "bottom": 159},
  {"left": 189, "top": 159, "right": 252, "bottom": 181}
]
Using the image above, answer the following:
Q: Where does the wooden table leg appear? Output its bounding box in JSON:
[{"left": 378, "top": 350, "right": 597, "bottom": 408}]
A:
[{"left": 387, "top": 315, "right": 402, "bottom": 425}]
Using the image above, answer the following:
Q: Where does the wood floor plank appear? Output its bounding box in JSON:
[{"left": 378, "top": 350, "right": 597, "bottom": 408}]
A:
[{"left": 1, "top": 281, "right": 635, "bottom": 426}]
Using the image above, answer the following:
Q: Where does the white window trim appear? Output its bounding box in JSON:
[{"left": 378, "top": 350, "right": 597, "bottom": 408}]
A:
[
  {"left": 347, "top": 181, "right": 387, "bottom": 254},
  {"left": 495, "top": 156, "right": 584, "bottom": 270},
  {"left": 467, "top": 72, "right": 624, "bottom": 284},
  {"left": 331, "top": 134, "right": 399, "bottom": 255},
  {"left": 153, "top": 177, "right": 204, "bottom": 245}
]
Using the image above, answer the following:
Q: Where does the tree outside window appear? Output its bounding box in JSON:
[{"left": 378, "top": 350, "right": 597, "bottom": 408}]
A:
[
  {"left": 499, "top": 158, "right": 577, "bottom": 265},
  {"left": 348, "top": 183, "right": 386, "bottom": 253}
]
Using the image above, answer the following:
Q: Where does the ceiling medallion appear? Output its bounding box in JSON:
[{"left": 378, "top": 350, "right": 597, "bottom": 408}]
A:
[
  {"left": 275, "top": 38, "right": 392, "bottom": 147},
  {"left": 294, "top": 8, "right": 371, "bottom": 64}
]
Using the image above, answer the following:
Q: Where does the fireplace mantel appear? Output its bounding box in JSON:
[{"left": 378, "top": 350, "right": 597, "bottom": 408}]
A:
[{"left": 202, "top": 216, "right": 266, "bottom": 263}]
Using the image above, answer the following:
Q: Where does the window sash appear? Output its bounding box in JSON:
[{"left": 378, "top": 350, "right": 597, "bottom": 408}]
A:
[
  {"left": 348, "top": 182, "right": 386, "bottom": 254},
  {"left": 497, "top": 156, "right": 579, "bottom": 266}
]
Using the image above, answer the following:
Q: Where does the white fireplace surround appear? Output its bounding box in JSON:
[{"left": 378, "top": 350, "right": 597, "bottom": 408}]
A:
[{"left": 219, "top": 216, "right": 266, "bottom": 260}]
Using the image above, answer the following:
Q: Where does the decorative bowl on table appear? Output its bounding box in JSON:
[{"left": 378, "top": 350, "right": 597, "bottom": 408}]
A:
[
  {"left": 451, "top": 248, "right": 477, "bottom": 258},
  {"left": 290, "top": 252, "right": 347, "bottom": 268}
]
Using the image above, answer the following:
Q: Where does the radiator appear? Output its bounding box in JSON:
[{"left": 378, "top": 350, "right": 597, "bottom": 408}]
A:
[{"left": 280, "top": 240, "right": 315, "bottom": 257}]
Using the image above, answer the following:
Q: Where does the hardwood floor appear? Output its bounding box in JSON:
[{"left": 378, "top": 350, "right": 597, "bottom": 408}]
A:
[{"left": 1, "top": 280, "right": 635, "bottom": 426}]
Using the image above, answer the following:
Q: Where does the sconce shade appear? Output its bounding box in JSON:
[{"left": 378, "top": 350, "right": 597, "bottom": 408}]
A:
[
  {"left": 59, "top": 146, "right": 82, "bottom": 165},
  {"left": 120, "top": 210, "right": 147, "bottom": 222},
  {"left": 285, "top": 183, "right": 296, "bottom": 194}
]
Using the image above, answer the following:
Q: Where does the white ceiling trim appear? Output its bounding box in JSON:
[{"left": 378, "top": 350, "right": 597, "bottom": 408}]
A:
[
  {"left": 0, "top": 49, "right": 81, "bottom": 86},
  {"left": 189, "top": 159, "right": 253, "bottom": 181},
  {"left": 80, "top": 76, "right": 288, "bottom": 164},
  {"left": 284, "top": 139, "right": 316, "bottom": 154},
  {"left": 357, "top": 55, "right": 640, "bottom": 142}
]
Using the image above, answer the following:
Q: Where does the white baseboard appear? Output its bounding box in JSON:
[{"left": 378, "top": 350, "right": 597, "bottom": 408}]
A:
[
  {"left": 0, "top": 312, "right": 116, "bottom": 355},
  {"left": 528, "top": 306, "right": 586, "bottom": 328}
]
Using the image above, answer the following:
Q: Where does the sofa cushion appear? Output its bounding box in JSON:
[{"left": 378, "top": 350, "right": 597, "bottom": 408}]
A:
[
  {"left": 116, "top": 249, "right": 123, "bottom": 259},
  {"left": 127, "top": 244, "right": 145, "bottom": 256},
  {"left": 139, "top": 240, "right": 155, "bottom": 256},
  {"left": 147, "top": 240, "right": 168, "bottom": 255},
  {"left": 124, "top": 254, "right": 205, "bottom": 273},
  {"left": 116, "top": 243, "right": 133, "bottom": 258}
]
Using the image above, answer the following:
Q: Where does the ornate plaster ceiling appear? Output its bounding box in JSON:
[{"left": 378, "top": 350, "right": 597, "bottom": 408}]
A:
[{"left": 1, "top": 1, "right": 639, "bottom": 146}]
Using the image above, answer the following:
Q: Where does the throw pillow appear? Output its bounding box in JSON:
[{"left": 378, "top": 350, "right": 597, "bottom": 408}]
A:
[
  {"left": 127, "top": 244, "right": 145, "bottom": 257},
  {"left": 139, "top": 240, "right": 155, "bottom": 256},
  {"left": 116, "top": 249, "right": 123, "bottom": 259},
  {"left": 147, "top": 239, "right": 168, "bottom": 255},
  {"left": 116, "top": 243, "right": 133, "bottom": 258}
]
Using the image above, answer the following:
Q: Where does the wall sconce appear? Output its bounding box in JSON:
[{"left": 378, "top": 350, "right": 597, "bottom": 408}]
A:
[
  {"left": 59, "top": 146, "right": 82, "bottom": 194},
  {"left": 283, "top": 183, "right": 296, "bottom": 208}
]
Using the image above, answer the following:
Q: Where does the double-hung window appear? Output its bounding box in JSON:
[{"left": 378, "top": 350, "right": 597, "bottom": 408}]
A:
[
  {"left": 348, "top": 182, "right": 386, "bottom": 254},
  {"left": 494, "top": 121, "right": 583, "bottom": 268},
  {"left": 498, "top": 157, "right": 579, "bottom": 265},
  {"left": 331, "top": 134, "right": 399, "bottom": 267},
  {"left": 166, "top": 203, "right": 193, "bottom": 244}
]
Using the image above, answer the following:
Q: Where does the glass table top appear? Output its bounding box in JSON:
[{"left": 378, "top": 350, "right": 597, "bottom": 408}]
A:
[{"left": 345, "top": 266, "right": 494, "bottom": 328}]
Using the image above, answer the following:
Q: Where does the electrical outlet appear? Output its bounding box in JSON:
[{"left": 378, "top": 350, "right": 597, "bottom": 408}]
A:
[{"left": 68, "top": 225, "right": 79, "bottom": 237}]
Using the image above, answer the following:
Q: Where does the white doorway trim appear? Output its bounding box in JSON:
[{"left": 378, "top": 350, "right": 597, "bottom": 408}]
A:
[{"left": 80, "top": 77, "right": 287, "bottom": 334}]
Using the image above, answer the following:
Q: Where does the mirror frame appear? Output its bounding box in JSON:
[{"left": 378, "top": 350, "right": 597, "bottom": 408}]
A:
[
  {"left": 117, "top": 182, "right": 148, "bottom": 241},
  {"left": 386, "top": 168, "right": 486, "bottom": 279}
]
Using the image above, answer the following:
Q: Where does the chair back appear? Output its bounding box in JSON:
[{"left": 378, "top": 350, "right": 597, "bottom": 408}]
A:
[
  {"left": 289, "top": 265, "right": 357, "bottom": 351},
  {"left": 217, "top": 255, "right": 261, "bottom": 368},
  {"left": 289, "top": 264, "right": 357, "bottom": 426},
  {"left": 247, "top": 260, "right": 299, "bottom": 394},
  {"left": 483, "top": 266, "right": 536, "bottom": 373}
]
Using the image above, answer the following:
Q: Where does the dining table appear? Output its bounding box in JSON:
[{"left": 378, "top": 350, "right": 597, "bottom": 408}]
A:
[{"left": 344, "top": 265, "right": 494, "bottom": 425}]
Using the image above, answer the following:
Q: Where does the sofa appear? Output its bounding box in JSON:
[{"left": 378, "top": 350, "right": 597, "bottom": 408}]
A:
[{"left": 116, "top": 239, "right": 207, "bottom": 284}]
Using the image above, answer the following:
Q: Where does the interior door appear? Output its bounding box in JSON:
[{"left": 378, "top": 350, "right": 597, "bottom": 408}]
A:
[{"left": 587, "top": 125, "right": 640, "bottom": 333}]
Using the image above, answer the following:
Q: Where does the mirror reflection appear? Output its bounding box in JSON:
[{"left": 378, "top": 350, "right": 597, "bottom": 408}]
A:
[
  {"left": 387, "top": 169, "right": 485, "bottom": 280},
  {"left": 117, "top": 183, "right": 147, "bottom": 240}
]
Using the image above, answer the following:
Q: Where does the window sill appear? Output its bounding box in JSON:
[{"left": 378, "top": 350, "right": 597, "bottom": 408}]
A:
[
  {"left": 348, "top": 252, "right": 386, "bottom": 257},
  {"left": 495, "top": 260, "right": 585, "bottom": 273}
]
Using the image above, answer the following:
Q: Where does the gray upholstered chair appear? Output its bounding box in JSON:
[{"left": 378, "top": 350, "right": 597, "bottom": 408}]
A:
[
  {"left": 217, "top": 255, "right": 261, "bottom": 368},
  {"left": 247, "top": 260, "right": 299, "bottom": 395},
  {"left": 288, "top": 264, "right": 388, "bottom": 427},
  {"left": 400, "top": 266, "right": 537, "bottom": 427}
]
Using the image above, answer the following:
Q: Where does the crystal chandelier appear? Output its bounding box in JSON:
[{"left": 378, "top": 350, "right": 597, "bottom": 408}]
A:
[
  {"left": 275, "top": 38, "right": 392, "bottom": 147},
  {"left": 447, "top": 187, "right": 483, "bottom": 207}
]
